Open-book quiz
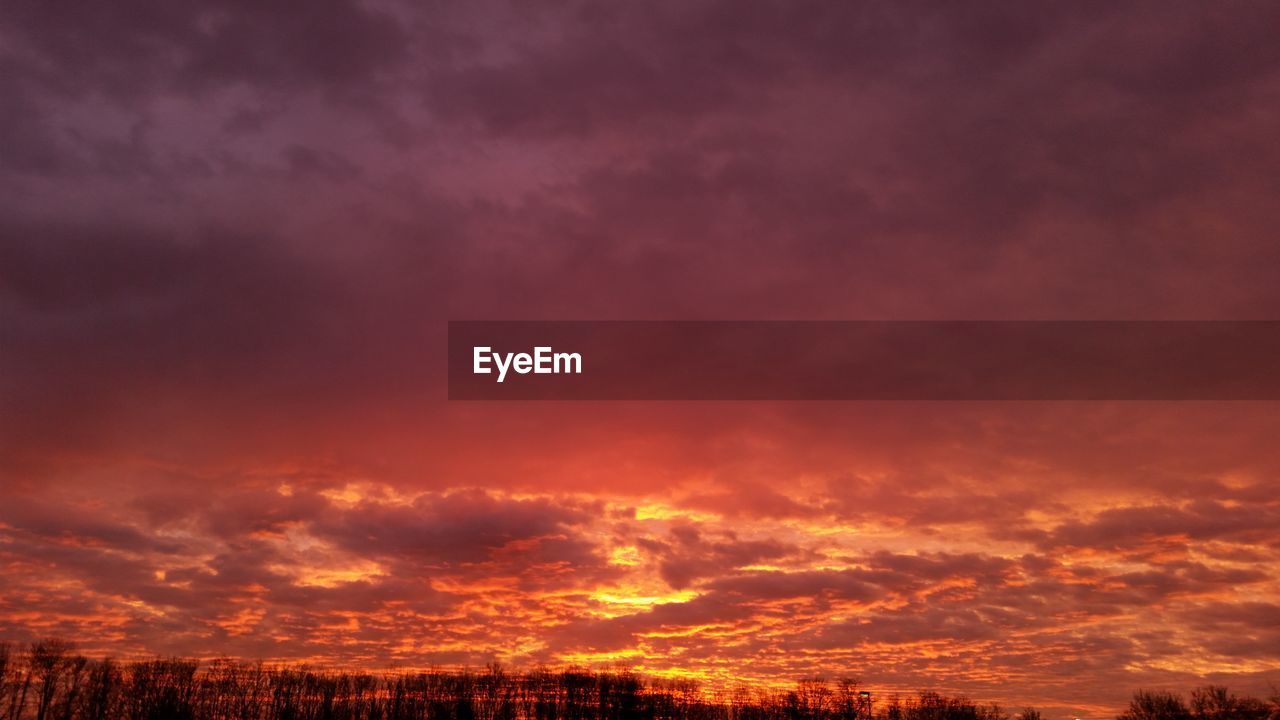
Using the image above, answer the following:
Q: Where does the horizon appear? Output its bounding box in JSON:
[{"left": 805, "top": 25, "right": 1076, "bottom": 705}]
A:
[{"left": 6, "top": 641, "right": 1274, "bottom": 720}]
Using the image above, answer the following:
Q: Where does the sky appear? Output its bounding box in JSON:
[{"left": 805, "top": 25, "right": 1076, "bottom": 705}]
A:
[{"left": 2, "top": 1, "right": 1280, "bottom": 716}]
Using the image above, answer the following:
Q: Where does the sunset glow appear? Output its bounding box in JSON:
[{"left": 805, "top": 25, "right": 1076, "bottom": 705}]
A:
[{"left": 3, "top": 2, "right": 1280, "bottom": 718}]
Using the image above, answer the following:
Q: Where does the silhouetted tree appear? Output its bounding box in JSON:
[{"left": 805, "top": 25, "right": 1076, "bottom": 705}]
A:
[
  {"left": 1119, "top": 691, "right": 1192, "bottom": 720},
  {"left": 81, "top": 660, "right": 119, "bottom": 720},
  {"left": 1015, "top": 708, "right": 1041, "bottom": 720},
  {"left": 8, "top": 640, "right": 1280, "bottom": 720},
  {"left": 1190, "top": 687, "right": 1271, "bottom": 720},
  {"left": 0, "top": 644, "right": 13, "bottom": 720}
]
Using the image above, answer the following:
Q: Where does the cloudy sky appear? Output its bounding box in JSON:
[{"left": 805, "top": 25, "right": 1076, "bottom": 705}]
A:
[{"left": 3, "top": 1, "right": 1280, "bottom": 716}]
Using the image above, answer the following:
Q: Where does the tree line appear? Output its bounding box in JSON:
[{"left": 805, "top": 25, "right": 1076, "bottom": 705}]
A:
[{"left": 1, "top": 640, "right": 1276, "bottom": 720}]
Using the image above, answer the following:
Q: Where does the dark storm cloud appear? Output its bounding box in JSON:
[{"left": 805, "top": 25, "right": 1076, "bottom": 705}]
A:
[
  {"left": 0, "top": 0, "right": 421, "bottom": 184},
  {"left": 706, "top": 570, "right": 880, "bottom": 602},
  {"left": 0, "top": 0, "right": 410, "bottom": 100},
  {"left": 438, "top": 0, "right": 1280, "bottom": 318},
  {"left": 0, "top": 69, "right": 69, "bottom": 175},
  {"left": 1027, "top": 501, "right": 1280, "bottom": 553},
  {"left": 799, "top": 475, "right": 1054, "bottom": 533},
  {"left": 420, "top": 0, "right": 1280, "bottom": 250},
  {"left": 0, "top": 218, "right": 353, "bottom": 371},
  {"left": 0, "top": 495, "right": 184, "bottom": 554},
  {"left": 809, "top": 606, "right": 1003, "bottom": 647},
  {"left": 861, "top": 550, "right": 1017, "bottom": 586},
  {"left": 6, "top": 0, "right": 1280, "bottom": 441},
  {"left": 0, "top": 213, "right": 447, "bottom": 475},
  {"left": 200, "top": 489, "right": 332, "bottom": 538},
  {"left": 1187, "top": 602, "right": 1280, "bottom": 660},
  {"left": 312, "top": 490, "right": 600, "bottom": 567},
  {"left": 282, "top": 144, "right": 362, "bottom": 181},
  {"left": 636, "top": 525, "right": 800, "bottom": 589},
  {"left": 421, "top": 2, "right": 1105, "bottom": 138},
  {"left": 268, "top": 575, "right": 454, "bottom": 615}
]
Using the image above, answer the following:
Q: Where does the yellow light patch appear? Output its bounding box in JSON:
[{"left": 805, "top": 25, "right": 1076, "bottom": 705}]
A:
[
  {"left": 592, "top": 589, "right": 699, "bottom": 607},
  {"left": 609, "top": 545, "right": 642, "bottom": 566}
]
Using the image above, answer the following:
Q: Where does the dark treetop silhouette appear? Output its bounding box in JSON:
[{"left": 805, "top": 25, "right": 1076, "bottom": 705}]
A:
[{"left": 2, "top": 641, "right": 1278, "bottom": 720}]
